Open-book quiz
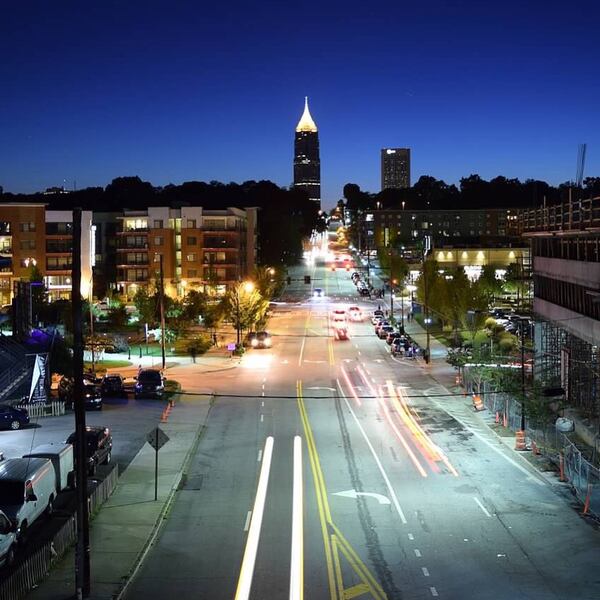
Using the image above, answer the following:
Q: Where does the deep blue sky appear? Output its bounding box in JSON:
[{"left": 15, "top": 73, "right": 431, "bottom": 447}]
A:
[{"left": 1, "top": 0, "right": 599, "bottom": 209}]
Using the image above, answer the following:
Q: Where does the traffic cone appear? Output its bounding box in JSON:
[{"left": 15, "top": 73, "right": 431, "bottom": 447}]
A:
[
  {"left": 514, "top": 430, "right": 527, "bottom": 451},
  {"left": 503, "top": 413, "right": 507, "bottom": 428},
  {"left": 472, "top": 394, "right": 484, "bottom": 411},
  {"left": 531, "top": 440, "right": 541, "bottom": 455}
]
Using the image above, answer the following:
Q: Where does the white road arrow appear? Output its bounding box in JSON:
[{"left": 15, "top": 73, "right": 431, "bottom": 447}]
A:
[
  {"left": 305, "top": 386, "right": 336, "bottom": 391},
  {"left": 333, "top": 489, "right": 391, "bottom": 505}
]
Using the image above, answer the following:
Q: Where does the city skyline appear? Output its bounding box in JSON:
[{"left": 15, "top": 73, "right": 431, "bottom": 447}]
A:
[{"left": 1, "top": 1, "right": 599, "bottom": 209}]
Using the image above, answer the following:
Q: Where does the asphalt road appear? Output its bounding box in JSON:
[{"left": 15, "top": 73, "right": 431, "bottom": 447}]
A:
[{"left": 126, "top": 251, "right": 600, "bottom": 600}]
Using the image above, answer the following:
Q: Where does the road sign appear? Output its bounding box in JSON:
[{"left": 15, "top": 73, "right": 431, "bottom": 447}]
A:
[
  {"left": 227, "top": 343, "right": 236, "bottom": 351},
  {"left": 147, "top": 427, "right": 169, "bottom": 451}
]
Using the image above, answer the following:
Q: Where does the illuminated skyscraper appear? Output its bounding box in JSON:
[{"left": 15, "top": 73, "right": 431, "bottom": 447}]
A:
[
  {"left": 381, "top": 148, "right": 410, "bottom": 190},
  {"left": 294, "top": 97, "right": 320, "bottom": 206}
]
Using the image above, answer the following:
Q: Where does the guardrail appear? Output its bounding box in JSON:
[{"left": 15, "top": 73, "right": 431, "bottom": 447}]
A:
[{"left": 0, "top": 464, "right": 119, "bottom": 600}]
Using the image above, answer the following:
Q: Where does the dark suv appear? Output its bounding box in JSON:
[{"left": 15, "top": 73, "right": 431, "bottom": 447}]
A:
[
  {"left": 58, "top": 377, "right": 103, "bottom": 410},
  {"left": 66, "top": 426, "right": 112, "bottom": 476},
  {"left": 134, "top": 369, "right": 165, "bottom": 399},
  {"left": 101, "top": 374, "right": 125, "bottom": 397}
]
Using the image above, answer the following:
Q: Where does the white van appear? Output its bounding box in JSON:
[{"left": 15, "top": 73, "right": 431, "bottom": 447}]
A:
[
  {"left": 0, "top": 458, "right": 57, "bottom": 539},
  {"left": 23, "top": 444, "right": 75, "bottom": 492},
  {"left": 0, "top": 509, "right": 17, "bottom": 566}
]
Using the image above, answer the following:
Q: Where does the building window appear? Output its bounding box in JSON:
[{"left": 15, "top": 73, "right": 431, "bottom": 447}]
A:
[
  {"left": 19, "top": 240, "right": 36, "bottom": 250},
  {"left": 20, "top": 222, "right": 36, "bottom": 232},
  {"left": 153, "top": 220, "right": 163, "bottom": 229},
  {"left": 186, "top": 253, "right": 196, "bottom": 262},
  {"left": 46, "top": 256, "right": 71, "bottom": 270},
  {"left": 187, "top": 236, "right": 197, "bottom": 245},
  {"left": 188, "top": 269, "right": 197, "bottom": 278},
  {"left": 187, "top": 219, "right": 196, "bottom": 228},
  {"left": 154, "top": 236, "right": 163, "bottom": 246}
]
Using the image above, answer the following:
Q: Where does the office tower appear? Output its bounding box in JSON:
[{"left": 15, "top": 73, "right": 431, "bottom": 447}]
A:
[
  {"left": 294, "top": 97, "right": 320, "bottom": 206},
  {"left": 381, "top": 148, "right": 410, "bottom": 190}
]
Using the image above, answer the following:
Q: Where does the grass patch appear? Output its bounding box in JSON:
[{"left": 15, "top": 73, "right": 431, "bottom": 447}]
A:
[{"left": 85, "top": 359, "right": 132, "bottom": 372}]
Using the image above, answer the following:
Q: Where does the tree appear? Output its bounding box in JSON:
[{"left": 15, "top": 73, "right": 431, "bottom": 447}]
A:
[
  {"left": 223, "top": 283, "right": 269, "bottom": 340},
  {"left": 477, "top": 265, "right": 503, "bottom": 307},
  {"left": 182, "top": 289, "right": 208, "bottom": 322},
  {"left": 133, "top": 287, "right": 158, "bottom": 327}
]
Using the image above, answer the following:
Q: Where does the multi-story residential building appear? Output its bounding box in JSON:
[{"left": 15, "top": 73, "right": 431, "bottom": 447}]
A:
[
  {"left": 521, "top": 197, "right": 600, "bottom": 422},
  {"left": 381, "top": 148, "right": 410, "bottom": 190},
  {"left": 0, "top": 204, "right": 93, "bottom": 304},
  {"left": 115, "top": 206, "right": 257, "bottom": 299}
]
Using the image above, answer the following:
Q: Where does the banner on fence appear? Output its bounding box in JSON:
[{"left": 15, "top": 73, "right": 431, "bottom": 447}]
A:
[{"left": 28, "top": 353, "right": 48, "bottom": 403}]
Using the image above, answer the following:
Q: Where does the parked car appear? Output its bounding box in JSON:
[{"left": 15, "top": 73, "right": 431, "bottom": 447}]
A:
[
  {"left": 391, "top": 338, "right": 403, "bottom": 355},
  {"left": 378, "top": 325, "right": 395, "bottom": 339},
  {"left": 371, "top": 315, "right": 385, "bottom": 325},
  {"left": 101, "top": 374, "right": 125, "bottom": 397},
  {"left": 0, "top": 510, "right": 17, "bottom": 565},
  {"left": 66, "top": 427, "right": 112, "bottom": 477},
  {"left": 374, "top": 320, "right": 390, "bottom": 334},
  {"left": 134, "top": 369, "right": 165, "bottom": 399},
  {"left": 331, "top": 309, "right": 346, "bottom": 323},
  {"left": 22, "top": 444, "right": 75, "bottom": 492},
  {"left": 359, "top": 288, "right": 371, "bottom": 297},
  {"left": 0, "top": 458, "right": 57, "bottom": 540},
  {"left": 58, "top": 377, "right": 103, "bottom": 410},
  {"left": 386, "top": 331, "right": 402, "bottom": 345},
  {"left": 313, "top": 288, "right": 324, "bottom": 298},
  {"left": 251, "top": 331, "right": 272, "bottom": 349},
  {"left": 0, "top": 405, "right": 29, "bottom": 431}
]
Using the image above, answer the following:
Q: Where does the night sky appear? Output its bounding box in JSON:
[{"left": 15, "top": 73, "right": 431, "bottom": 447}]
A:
[{"left": 1, "top": 0, "right": 599, "bottom": 208}]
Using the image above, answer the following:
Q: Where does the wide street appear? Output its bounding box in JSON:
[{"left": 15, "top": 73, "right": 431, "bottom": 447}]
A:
[{"left": 123, "top": 256, "right": 600, "bottom": 600}]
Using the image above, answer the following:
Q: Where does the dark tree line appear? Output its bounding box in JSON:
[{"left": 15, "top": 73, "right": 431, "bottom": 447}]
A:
[
  {"left": 0, "top": 177, "right": 319, "bottom": 267},
  {"left": 343, "top": 175, "right": 600, "bottom": 211}
]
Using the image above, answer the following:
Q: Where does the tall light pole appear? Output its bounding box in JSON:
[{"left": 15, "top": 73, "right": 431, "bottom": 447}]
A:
[
  {"left": 422, "top": 259, "right": 431, "bottom": 364},
  {"left": 154, "top": 254, "right": 166, "bottom": 370},
  {"left": 235, "top": 281, "right": 254, "bottom": 347}
]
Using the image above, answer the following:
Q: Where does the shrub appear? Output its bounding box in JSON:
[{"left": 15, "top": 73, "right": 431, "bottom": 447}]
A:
[
  {"left": 497, "top": 333, "right": 517, "bottom": 353},
  {"left": 186, "top": 335, "right": 212, "bottom": 356}
]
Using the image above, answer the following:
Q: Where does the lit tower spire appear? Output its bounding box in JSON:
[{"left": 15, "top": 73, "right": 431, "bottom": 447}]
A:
[{"left": 293, "top": 97, "right": 321, "bottom": 206}]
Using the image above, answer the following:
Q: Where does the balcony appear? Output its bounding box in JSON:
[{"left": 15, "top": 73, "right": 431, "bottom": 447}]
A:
[{"left": 117, "top": 260, "right": 150, "bottom": 267}]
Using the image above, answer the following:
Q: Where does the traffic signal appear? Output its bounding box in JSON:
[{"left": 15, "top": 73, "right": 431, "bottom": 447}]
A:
[{"left": 304, "top": 275, "right": 311, "bottom": 284}]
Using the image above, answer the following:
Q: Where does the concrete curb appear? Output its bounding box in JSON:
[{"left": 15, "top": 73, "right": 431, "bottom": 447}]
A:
[{"left": 113, "top": 398, "right": 214, "bottom": 600}]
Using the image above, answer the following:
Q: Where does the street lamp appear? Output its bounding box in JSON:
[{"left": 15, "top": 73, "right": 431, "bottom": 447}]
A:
[{"left": 154, "top": 253, "right": 166, "bottom": 370}]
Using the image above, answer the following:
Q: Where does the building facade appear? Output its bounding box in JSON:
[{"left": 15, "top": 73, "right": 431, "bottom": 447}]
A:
[
  {"left": 293, "top": 97, "right": 320, "bottom": 206},
  {"left": 0, "top": 204, "right": 94, "bottom": 304},
  {"left": 521, "top": 197, "right": 600, "bottom": 421},
  {"left": 381, "top": 148, "right": 410, "bottom": 190},
  {"left": 114, "top": 206, "right": 257, "bottom": 299}
]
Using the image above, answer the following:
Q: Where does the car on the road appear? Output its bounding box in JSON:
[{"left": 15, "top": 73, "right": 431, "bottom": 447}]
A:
[
  {"left": 371, "top": 315, "right": 385, "bottom": 325},
  {"left": 251, "top": 331, "right": 272, "bottom": 349},
  {"left": 134, "top": 369, "right": 165, "bottom": 399},
  {"left": 391, "top": 338, "right": 403, "bottom": 355},
  {"left": 386, "top": 331, "right": 402, "bottom": 345},
  {"left": 378, "top": 325, "right": 395, "bottom": 339},
  {"left": 244, "top": 332, "right": 257, "bottom": 347},
  {"left": 333, "top": 325, "right": 349, "bottom": 340},
  {"left": 58, "top": 377, "right": 103, "bottom": 410},
  {"left": 359, "top": 287, "right": 370, "bottom": 297},
  {"left": 66, "top": 426, "right": 112, "bottom": 476},
  {"left": 373, "top": 309, "right": 384, "bottom": 317},
  {"left": 101, "top": 374, "right": 125, "bottom": 397},
  {"left": 331, "top": 309, "right": 346, "bottom": 323},
  {"left": 0, "top": 405, "right": 30, "bottom": 431},
  {"left": 348, "top": 306, "right": 362, "bottom": 321},
  {"left": 313, "top": 288, "right": 324, "bottom": 298}
]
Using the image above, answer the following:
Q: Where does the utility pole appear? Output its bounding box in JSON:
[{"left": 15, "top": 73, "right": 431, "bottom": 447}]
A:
[
  {"left": 520, "top": 317, "right": 526, "bottom": 432},
  {"left": 423, "top": 256, "right": 431, "bottom": 364},
  {"left": 89, "top": 274, "right": 95, "bottom": 378},
  {"left": 72, "top": 208, "right": 91, "bottom": 598},
  {"left": 157, "top": 254, "right": 166, "bottom": 370}
]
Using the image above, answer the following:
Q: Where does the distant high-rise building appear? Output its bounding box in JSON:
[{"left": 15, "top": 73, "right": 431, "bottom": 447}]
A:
[
  {"left": 381, "top": 148, "right": 410, "bottom": 190},
  {"left": 294, "top": 97, "right": 320, "bottom": 206}
]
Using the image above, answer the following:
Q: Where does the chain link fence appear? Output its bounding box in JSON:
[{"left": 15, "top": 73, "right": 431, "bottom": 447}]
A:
[{"left": 463, "top": 366, "right": 600, "bottom": 519}]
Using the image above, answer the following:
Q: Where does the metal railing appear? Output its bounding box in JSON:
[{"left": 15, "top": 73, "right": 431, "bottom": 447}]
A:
[
  {"left": 520, "top": 196, "right": 600, "bottom": 233},
  {"left": 0, "top": 464, "right": 118, "bottom": 600},
  {"left": 13, "top": 401, "right": 65, "bottom": 418}
]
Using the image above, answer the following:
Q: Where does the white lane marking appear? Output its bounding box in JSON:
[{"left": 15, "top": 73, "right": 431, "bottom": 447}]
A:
[
  {"left": 371, "top": 378, "right": 376, "bottom": 384},
  {"left": 262, "top": 392, "right": 265, "bottom": 397},
  {"left": 427, "top": 396, "right": 545, "bottom": 485},
  {"left": 414, "top": 549, "right": 422, "bottom": 557},
  {"left": 474, "top": 497, "right": 492, "bottom": 517},
  {"left": 261, "top": 401, "right": 264, "bottom": 407},
  {"left": 257, "top": 450, "right": 263, "bottom": 462},
  {"left": 422, "top": 567, "right": 430, "bottom": 577},
  {"left": 430, "top": 587, "right": 439, "bottom": 597},
  {"left": 289, "top": 436, "right": 303, "bottom": 600},
  {"left": 333, "top": 489, "right": 390, "bottom": 505},
  {"left": 298, "top": 332, "right": 307, "bottom": 366},
  {"left": 366, "top": 369, "right": 371, "bottom": 375},
  {"left": 358, "top": 350, "right": 362, "bottom": 355},
  {"left": 337, "top": 380, "right": 407, "bottom": 524},
  {"left": 243, "top": 511, "right": 252, "bottom": 531},
  {"left": 262, "top": 377, "right": 266, "bottom": 383},
  {"left": 408, "top": 533, "right": 414, "bottom": 540},
  {"left": 234, "top": 436, "right": 274, "bottom": 600},
  {"left": 260, "top": 414, "right": 264, "bottom": 422},
  {"left": 262, "top": 384, "right": 265, "bottom": 389}
]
